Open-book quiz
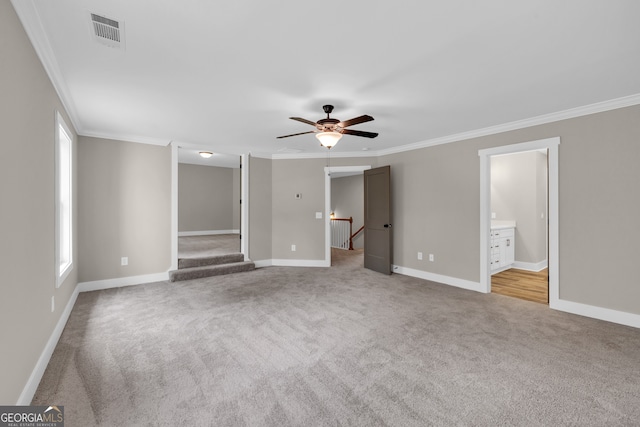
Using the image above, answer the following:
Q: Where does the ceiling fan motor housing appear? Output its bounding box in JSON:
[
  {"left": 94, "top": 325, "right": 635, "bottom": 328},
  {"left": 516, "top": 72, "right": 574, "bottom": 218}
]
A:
[{"left": 317, "top": 117, "right": 339, "bottom": 131}]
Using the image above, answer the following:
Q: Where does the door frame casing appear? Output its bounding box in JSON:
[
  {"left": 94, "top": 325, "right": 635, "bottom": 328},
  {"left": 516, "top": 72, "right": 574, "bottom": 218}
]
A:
[
  {"left": 170, "top": 144, "right": 248, "bottom": 270},
  {"left": 478, "top": 137, "right": 560, "bottom": 307},
  {"left": 240, "top": 154, "right": 249, "bottom": 259},
  {"left": 324, "top": 165, "right": 372, "bottom": 264}
]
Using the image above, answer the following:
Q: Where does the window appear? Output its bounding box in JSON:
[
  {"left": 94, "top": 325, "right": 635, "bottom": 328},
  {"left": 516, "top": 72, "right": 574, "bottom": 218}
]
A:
[{"left": 56, "top": 112, "right": 73, "bottom": 286}]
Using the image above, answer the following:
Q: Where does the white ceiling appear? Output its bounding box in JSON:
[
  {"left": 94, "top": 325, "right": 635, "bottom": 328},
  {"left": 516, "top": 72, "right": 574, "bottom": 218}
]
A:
[{"left": 13, "top": 0, "right": 640, "bottom": 158}]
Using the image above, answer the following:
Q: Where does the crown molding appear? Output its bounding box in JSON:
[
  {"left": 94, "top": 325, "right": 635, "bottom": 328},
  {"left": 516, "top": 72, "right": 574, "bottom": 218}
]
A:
[
  {"left": 251, "top": 151, "right": 369, "bottom": 160},
  {"left": 257, "top": 94, "right": 640, "bottom": 161},
  {"left": 377, "top": 93, "right": 640, "bottom": 157},
  {"left": 79, "top": 130, "right": 170, "bottom": 146},
  {"left": 269, "top": 150, "right": 379, "bottom": 160},
  {"left": 11, "top": 0, "right": 640, "bottom": 159},
  {"left": 11, "top": 0, "right": 83, "bottom": 134}
]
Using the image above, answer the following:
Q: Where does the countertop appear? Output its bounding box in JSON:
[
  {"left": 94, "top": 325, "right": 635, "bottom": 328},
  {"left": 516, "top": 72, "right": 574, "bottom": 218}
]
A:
[{"left": 491, "top": 220, "right": 516, "bottom": 230}]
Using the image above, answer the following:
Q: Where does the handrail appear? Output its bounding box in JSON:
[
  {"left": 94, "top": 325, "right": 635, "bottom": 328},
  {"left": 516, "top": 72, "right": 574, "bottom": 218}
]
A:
[
  {"left": 351, "top": 225, "right": 364, "bottom": 240},
  {"left": 331, "top": 217, "right": 353, "bottom": 223}
]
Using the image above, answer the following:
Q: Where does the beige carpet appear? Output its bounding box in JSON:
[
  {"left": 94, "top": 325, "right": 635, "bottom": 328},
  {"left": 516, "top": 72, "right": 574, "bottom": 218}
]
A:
[
  {"left": 178, "top": 234, "right": 241, "bottom": 258},
  {"left": 33, "top": 249, "right": 640, "bottom": 426}
]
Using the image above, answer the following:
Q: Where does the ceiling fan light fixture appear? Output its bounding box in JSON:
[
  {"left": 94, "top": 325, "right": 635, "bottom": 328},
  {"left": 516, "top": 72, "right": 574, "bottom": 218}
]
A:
[
  {"left": 199, "top": 151, "right": 213, "bottom": 158},
  {"left": 316, "top": 131, "right": 342, "bottom": 149}
]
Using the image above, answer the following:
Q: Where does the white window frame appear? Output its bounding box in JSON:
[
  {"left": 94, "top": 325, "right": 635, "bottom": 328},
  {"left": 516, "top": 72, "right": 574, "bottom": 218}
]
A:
[{"left": 55, "top": 111, "right": 73, "bottom": 287}]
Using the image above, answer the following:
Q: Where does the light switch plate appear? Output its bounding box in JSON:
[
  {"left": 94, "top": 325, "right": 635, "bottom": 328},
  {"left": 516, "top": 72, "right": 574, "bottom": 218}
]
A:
[{"left": 315, "top": 212, "right": 322, "bottom": 219}]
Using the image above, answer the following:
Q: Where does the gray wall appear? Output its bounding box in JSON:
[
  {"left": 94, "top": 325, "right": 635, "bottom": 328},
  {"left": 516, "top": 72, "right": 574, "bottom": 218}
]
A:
[
  {"left": 0, "top": 2, "right": 78, "bottom": 404},
  {"left": 78, "top": 137, "right": 171, "bottom": 282},
  {"left": 381, "top": 105, "right": 640, "bottom": 315},
  {"left": 4, "top": 0, "right": 640, "bottom": 403},
  {"left": 331, "top": 174, "right": 364, "bottom": 249},
  {"left": 271, "top": 157, "right": 376, "bottom": 260},
  {"left": 491, "top": 151, "right": 547, "bottom": 264},
  {"left": 248, "top": 156, "right": 272, "bottom": 261},
  {"left": 178, "top": 163, "right": 238, "bottom": 233},
  {"left": 272, "top": 158, "right": 326, "bottom": 260}
]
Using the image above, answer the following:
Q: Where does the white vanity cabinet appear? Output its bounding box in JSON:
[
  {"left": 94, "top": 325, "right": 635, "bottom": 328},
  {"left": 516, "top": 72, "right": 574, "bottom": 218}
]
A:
[{"left": 490, "top": 227, "right": 515, "bottom": 273}]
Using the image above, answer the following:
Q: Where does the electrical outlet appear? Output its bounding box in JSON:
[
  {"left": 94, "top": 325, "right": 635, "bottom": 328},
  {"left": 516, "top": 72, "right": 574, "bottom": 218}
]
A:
[
  {"left": 291, "top": 244, "right": 296, "bottom": 252},
  {"left": 417, "top": 252, "right": 423, "bottom": 260},
  {"left": 51, "top": 296, "right": 55, "bottom": 313},
  {"left": 429, "top": 254, "right": 434, "bottom": 262},
  {"left": 315, "top": 212, "right": 322, "bottom": 219},
  {"left": 491, "top": 212, "right": 497, "bottom": 219},
  {"left": 121, "top": 256, "right": 128, "bottom": 266}
]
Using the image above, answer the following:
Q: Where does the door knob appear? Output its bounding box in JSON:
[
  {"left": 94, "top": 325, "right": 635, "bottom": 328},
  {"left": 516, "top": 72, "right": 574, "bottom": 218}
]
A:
[{"left": 383, "top": 224, "right": 392, "bottom": 228}]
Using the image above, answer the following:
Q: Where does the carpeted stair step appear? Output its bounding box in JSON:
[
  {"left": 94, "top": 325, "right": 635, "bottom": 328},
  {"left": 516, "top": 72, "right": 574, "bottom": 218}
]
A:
[
  {"left": 178, "top": 253, "right": 244, "bottom": 269},
  {"left": 169, "top": 261, "right": 255, "bottom": 282}
]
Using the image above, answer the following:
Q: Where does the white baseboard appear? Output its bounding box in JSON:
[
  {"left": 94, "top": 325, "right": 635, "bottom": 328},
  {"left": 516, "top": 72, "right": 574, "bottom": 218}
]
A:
[
  {"left": 78, "top": 272, "right": 169, "bottom": 292},
  {"left": 393, "top": 265, "right": 482, "bottom": 293},
  {"left": 552, "top": 299, "right": 640, "bottom": 329},
  {"left": 17, "top": 286, "right": 80, "bottom": 405},
  {"left": 512, "top": 259, "right": 548, "bottom": 272},
  {"left": 490, "top": 265, "right": 511, "bottom": 275},
  {"left": 17, "top": 262, "right": 639, "bottom": 406},
  {"left": 270, "top": 259, "right": 330, "bottom": 268},
  {"left": 178, "top": 229, "right": 239, "bottom": 237},
  {"left": 253, "top": 259, "right": 273, "bottom": 268}
]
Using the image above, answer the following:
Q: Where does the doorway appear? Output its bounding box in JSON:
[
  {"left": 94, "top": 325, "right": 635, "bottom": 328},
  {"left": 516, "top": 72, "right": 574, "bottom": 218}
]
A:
[
  {"left": 479, "top": 137, "right": 560, "bottom": 308},
  {"left": 170, "top": 144, "right": 248, "bottom": 270},
  {"left": 324, "top": 165, "right": 371, "bottom": 265},
  {"left": 489, "top": 149, "right": 549, "bottom": 304}
]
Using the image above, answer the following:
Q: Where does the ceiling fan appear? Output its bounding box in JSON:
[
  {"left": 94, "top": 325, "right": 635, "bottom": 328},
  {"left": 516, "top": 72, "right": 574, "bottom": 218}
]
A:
[{"left": 277, "top": 105, "right": 378, "bottom": 149}]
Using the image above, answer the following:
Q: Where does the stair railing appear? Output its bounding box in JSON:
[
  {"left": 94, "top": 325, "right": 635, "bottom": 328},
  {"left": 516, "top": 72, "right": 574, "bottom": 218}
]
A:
[
  {"left": 330, "top": 217, "right": 364, "bottom": 250},
  {"left": 351, "top": 225, "right": 364, "bottom": 245},
  {"left": 330, "top": 217, "right": 353, "bottom": 250}
]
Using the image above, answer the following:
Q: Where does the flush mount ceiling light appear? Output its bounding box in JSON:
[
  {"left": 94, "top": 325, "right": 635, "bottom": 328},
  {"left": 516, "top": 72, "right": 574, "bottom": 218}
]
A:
[
  {"left": 316, "top": 131, "right": 342, "bottom": 149},
  {"left": 199, "top": 151, "right": 213, "bottom": 158}
]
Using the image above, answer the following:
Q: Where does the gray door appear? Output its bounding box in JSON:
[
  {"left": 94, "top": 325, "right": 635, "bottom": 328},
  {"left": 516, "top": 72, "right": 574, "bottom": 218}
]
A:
[{"left": 364, "top": 166, "right": 392, "bottom": 274}]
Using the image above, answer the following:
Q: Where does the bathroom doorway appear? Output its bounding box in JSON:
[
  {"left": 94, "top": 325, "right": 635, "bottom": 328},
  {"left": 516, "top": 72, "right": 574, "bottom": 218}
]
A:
[
  {"left": 478, "top": 137, "right": 560, "bottom": 308},
  {"left": 489, "top": 149, "right": 549, "bottom": 304}
]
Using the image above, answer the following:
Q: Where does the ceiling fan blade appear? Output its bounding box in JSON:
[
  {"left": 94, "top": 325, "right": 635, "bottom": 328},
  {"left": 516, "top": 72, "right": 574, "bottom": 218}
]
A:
[
  {"left": 276, "top": 130, "right": 316, "bottom": 139},
  {"left": 340, "top": 129, "right": 379, "bottom": 138},
  {"left": 290, "top": 117, "right": 318, "bottom": 127},
  {"left": 338, "top": 115, "right": 374, "bottom": 128}
]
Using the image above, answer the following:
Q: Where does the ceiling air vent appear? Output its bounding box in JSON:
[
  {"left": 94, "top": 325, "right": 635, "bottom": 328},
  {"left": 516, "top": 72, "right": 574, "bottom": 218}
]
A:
[{"left": 89, "top": 13, "right": 125, "bottom": 49}]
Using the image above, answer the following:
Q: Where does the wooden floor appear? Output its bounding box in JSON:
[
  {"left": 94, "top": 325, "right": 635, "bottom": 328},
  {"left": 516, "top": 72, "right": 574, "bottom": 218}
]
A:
[{"left": 491, "top": 268, "right": 549, "bottom": 304}]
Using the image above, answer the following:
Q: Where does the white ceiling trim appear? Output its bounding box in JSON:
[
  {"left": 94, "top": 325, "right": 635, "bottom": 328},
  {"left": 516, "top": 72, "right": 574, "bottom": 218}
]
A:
[
  {"left": 80, "top": 129, "right": 171, "bottom": 146},
  {"left": 266, "top": 150, "right": 378, "bottom": 160},
  {"left": 85, "top": 86, "right": 640, "bottom": 153},
  {"left": 259, "top": 92, "right": 640, "bottom": 161},
  {"left": 377, "top": 93, "right": 640, "bottom": 157},
  {"left": 11, "top": 0, "right": 82, "bottom": 134},
  {"left": 13, "top": 0, "right": 640, "bottom": 160}
]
